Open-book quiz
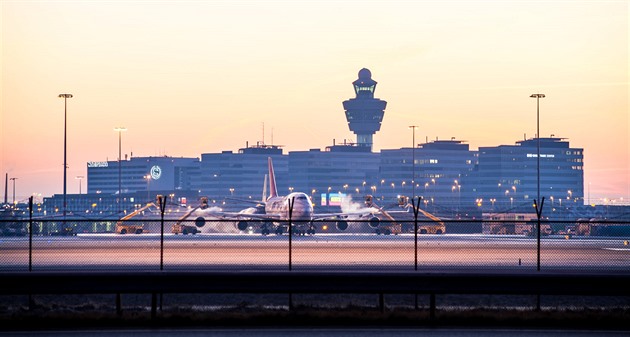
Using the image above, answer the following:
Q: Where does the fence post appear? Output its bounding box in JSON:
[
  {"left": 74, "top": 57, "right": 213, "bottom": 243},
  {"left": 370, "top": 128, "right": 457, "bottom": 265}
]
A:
[
  {"left": 288, "top": 197, "right": 294, "bottom": 271},
  {"left": 534, "top": 197, "right": 545, "bottom": 272},
  {"left": 288, "top": 197, "right": 294, "bottom": 310},
  {"left": 413, "top": 197, "right": 421, "bottom": 271},
  {"left": 413, "top": 197, "right": 421, "bottom": 310},
  {"left": 534, "top": 197, "right": 545, "bottom": 311},
  {"left": 158, "top": 195, "right": 167, "bottom": 271},
  {"left": 28, "top": 196, "right": 33, "bottom": 272}
]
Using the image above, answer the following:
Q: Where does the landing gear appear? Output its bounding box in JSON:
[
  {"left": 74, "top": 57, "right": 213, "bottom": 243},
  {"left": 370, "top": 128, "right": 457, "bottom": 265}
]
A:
[
  {"left": 261, "top": 222, "right": 273, "bottom": 236},
  {"left": 306, "top": 223, "right": 316, "bottom": 235},
  {"left": 375, "top": 228, "right": 391, "bottom": 235}
]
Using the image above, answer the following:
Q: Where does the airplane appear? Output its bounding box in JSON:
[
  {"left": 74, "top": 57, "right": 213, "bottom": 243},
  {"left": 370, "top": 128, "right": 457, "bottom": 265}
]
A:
[{"left": 191, "top": 157, "right": 382, "bottom": 235}]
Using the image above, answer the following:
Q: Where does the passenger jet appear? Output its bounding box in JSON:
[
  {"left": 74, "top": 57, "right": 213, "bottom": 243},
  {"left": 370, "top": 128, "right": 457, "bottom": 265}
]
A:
[{"left": 193, "top": 157, "right": 381, "bottom": 235}]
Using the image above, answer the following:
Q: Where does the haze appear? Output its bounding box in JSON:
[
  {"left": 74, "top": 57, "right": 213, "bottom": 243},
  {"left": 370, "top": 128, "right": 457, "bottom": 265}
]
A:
[{"left": 1, "top": 0, "right": 628, "bottom": 204}]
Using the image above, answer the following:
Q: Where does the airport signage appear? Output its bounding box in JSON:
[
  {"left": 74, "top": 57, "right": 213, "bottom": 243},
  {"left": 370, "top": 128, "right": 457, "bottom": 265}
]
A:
[
  {"left": 321, "top": 192, "right": 346, "bottom": 206},
  {"left": 527, "top": 153, "right": 555, "bottom": 158},
  {"left": 87, "top": 161, "right": 109, "bottom": 168}
]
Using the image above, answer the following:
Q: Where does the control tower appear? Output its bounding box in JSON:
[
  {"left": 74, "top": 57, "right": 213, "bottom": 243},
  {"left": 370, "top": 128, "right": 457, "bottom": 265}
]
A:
[{"left": 342, "top": 68, "right": 387, "bottom": 151}]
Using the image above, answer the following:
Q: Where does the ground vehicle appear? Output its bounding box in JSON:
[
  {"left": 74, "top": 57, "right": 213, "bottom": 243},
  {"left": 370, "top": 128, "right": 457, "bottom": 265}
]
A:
[
  {"left": 396, "top": 196, "right": 446, "bottom": 234},
  {"left": 363, "top": 195, "right": 445, "bottom": 235},
  {"left": 115, "top": 201, "right": 158, "bottom": 234},
  {"left": 171, "top": 197, "right": 208, "bottom": 234},
  {"left": 49, "top": 226, "right": 77, "bottom": 236},
  {"left": 363, "top": 196, "right": 401, "bottom": 235},
  {"left": 115, "top": 222, "right": 143, "bottom": 234},
  {"left": 171, "top": 223, "right": 199, "bottom": 235}
]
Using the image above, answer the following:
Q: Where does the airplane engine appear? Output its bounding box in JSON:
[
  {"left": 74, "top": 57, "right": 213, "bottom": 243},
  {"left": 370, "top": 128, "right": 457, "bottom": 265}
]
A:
[
  {"left": 368, "top": 216, "right": 380, "bottom": 228},
  {"left": 194, "top": 216, "right": 206, "bottom": 228},
  {"left": 237, "top": 220, "right": 249, "bottom": 231},
  {"left": 336, "top": 220, "right": 348, "bottom": 231}
]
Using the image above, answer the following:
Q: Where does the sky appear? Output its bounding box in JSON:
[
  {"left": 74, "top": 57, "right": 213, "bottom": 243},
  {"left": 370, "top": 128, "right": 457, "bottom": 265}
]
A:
[{"left": 1, "top": 0, "right": 628, "bottom": 204}]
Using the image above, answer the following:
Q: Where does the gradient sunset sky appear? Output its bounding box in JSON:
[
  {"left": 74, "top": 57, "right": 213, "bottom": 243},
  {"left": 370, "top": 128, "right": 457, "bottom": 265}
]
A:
[{"left": 1, "top": 1, "right": 628, "bottom": 204}]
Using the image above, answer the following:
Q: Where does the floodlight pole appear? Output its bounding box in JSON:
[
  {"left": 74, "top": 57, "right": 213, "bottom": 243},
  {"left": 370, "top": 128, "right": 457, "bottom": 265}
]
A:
[
  {"left": 58, "top": 93, "right": 73, "bottom": 219},
  {"left": 409, "top": 126, "right": 418, "bottom": 201},
  {"left": 530, "top": 93, "right": 545, "bottom": 272}
]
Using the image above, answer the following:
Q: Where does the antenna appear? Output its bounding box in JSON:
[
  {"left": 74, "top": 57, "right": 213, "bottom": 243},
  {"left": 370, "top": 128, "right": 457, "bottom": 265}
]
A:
[
  {"left": 3, "top": 173, "right": 7, "bottom": 205},
  {"left": 262, "top": 122, "right": 265, "bottom": 145}
]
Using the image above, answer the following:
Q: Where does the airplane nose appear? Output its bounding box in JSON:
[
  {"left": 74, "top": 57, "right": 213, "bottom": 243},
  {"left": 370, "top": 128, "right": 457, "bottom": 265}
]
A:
[{"left": 291, "top": 205, "right": 312, "bottom": 220}]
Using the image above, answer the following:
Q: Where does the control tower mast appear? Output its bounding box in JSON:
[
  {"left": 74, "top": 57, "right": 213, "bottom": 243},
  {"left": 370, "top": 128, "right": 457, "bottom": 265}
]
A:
[{"left": 342, "top": 68, "right": 387, "bottom": 151}]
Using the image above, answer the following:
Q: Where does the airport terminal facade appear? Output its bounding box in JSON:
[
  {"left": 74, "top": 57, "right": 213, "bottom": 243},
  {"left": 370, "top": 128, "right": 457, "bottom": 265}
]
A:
[
  {"left": 47, "top": 136, "right": 583, "bottom": 218},
  {"left": 43, "top": 69, "right": 585, "bottom": 218}
]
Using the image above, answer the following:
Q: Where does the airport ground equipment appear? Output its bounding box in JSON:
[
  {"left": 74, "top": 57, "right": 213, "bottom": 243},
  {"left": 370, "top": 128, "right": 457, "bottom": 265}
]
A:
[
  {"left": 362, "top": 195, "right": 401, "bottom": 235},
  {"left": 171, "top": 197, "right": 209, "bottom": 234},
  {"left": 115, "top": 197, "right": 165, "bottom": 234},
  {"left": 364, "top": 195, "right": 445, "bottom": 235}
]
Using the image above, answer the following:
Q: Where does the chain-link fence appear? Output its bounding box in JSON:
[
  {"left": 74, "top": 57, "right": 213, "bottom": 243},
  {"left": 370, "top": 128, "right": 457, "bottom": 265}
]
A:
[{"left": 1, "top": 217, "right": 629, "bottom": 272}]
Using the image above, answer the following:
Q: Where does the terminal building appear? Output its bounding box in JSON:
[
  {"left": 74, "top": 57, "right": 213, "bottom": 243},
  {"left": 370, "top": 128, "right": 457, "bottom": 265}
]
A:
[
  {"left": 379, "top": 140, "right": 478, "bottom": 217},
  {"left": 87, "top": 156, "right": 200, "bottom": 196},
  {"left": 42, "top": 156, "right": 202, "bottom": 216},
  {"left": 195, "top": 144, "right": 288, "bottom": 208},
  {"left": 473, "top": 137, "right": 584, "bottom": 213},
  {"left": 288, "top": 141, "right": 379, "bottom": 210}
]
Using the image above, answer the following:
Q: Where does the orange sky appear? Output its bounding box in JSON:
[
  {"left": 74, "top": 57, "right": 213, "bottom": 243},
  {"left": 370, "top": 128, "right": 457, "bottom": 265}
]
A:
[{"left": 1, "top": 1, "right": 628, "bottom": 204}]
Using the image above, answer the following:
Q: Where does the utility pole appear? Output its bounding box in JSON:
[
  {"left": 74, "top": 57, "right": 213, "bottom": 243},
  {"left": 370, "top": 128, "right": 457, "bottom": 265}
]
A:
[
  {"left": 409, "top": 125, "right": 418, "bottom": 201},
  {"left": 10, "top": 177, "right": 17, "bottom": 204},
  {"left": 58, "top": 93, "right": 73, "bottom": 219}
]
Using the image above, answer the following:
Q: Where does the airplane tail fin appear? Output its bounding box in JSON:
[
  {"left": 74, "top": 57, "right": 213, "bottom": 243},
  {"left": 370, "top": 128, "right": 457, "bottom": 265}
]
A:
[
  {"left": 268, "top": 157, "right": 278, "bottom": 199},
  {"left": 262, "top": 174, "right": 268, "bottom": 202}
]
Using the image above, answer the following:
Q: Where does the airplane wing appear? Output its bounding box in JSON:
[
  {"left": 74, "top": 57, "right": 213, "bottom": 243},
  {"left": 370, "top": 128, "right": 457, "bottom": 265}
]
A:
[
  {"left": 195, "top": 208, "right": 283, "bottom": 221},
  {"left": 311, "top": 208, "right": 381, "bottom": 221}
]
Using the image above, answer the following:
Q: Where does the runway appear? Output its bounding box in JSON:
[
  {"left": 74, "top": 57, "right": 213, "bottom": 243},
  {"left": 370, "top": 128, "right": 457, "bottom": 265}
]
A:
[{"left": 0, "top": 233, "right": 628, "bottom": 272}]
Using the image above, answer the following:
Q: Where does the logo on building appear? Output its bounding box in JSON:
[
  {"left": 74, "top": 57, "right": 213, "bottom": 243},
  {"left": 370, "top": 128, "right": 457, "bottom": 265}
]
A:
[
  {"left": 87, "top": 161, "right": 108, "bottom": 168},
  {"left": 150, "top": 165, "right": 162, "bottom": 180}
]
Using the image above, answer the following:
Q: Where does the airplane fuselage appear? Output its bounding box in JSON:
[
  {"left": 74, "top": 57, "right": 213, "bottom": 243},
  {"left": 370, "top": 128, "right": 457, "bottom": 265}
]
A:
[{"left": 265, "top": 192, "right": 313, "bottom": 221}]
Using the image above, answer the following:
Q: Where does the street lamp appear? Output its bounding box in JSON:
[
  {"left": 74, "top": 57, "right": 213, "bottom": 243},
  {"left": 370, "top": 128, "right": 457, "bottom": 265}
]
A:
[
  {"left": 59, "top": 93, "right": 73, "bottom": 219},
  {"left": 512, "top": 186, "right": 517, "bottom": 204},
  {"left": 530, "top": 93, "right": 545, "bottom": 203},
  {"left": 114, "top": 127, "right": 127, "bottom": 213},
  {"left": 75, "top": 176, "right": 84, "bottom": 194},
  {"left": 409, "top": 125, "right": 418, "bottom": 201},
  {"left": 9, "top": 177, "right": 17, "bottom": 205}
]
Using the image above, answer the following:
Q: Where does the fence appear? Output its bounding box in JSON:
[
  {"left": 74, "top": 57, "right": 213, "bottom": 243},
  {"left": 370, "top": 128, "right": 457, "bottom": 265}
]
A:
[{"left": 1, "top": 216, "right": 629, "bottom": 273}]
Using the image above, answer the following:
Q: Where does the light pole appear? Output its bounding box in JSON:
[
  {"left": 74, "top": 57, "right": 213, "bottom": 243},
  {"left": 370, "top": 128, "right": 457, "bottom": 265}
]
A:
[
  {"left": 10, "top": 177, "right": 17, "bottom": 204},
  {"left": 530, "top": 93, "right": 545, "bottom": 204},
  {"left": 409, "top": 125, "right": 418, "bottom": 202},
  {"left": 75, "top": 176, "right": 84, "bottom": 194},
  {"left": 59, "top": 93, "right": 73, "bottom": 219},
  {"left": 114, "top": 127, "right": 127, "bottom": 213}
]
